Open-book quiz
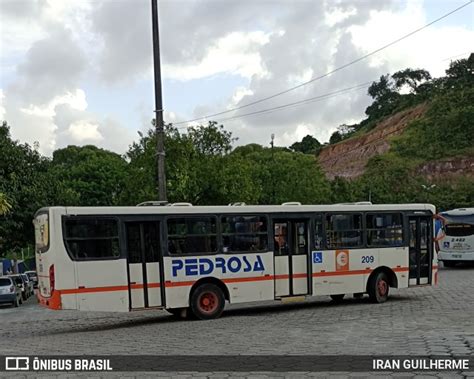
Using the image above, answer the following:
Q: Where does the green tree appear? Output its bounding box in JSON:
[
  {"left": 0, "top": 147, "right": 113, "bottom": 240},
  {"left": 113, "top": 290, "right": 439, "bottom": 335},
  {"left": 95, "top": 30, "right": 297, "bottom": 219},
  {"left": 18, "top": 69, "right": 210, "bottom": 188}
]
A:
[
  {"left": 123, "top": 122, "right": 256, "bottom": 205},
  {"left": 49, "top": 145, "right": 129, "bottom": 206},
  {"left": 329, "top": 131, "right": 342, "bottom": 144},
  {"left": 392, "top": 68, "right": 431, "bottom": 93},
  {"left": 290, "top": 135, "right": 321, "bottom": 154},
  {"left": 0, "top": 121, "right": 51, "bottom": 255},
  {"left": 0, "top": 193, "right": 11, "bottom": 215}
]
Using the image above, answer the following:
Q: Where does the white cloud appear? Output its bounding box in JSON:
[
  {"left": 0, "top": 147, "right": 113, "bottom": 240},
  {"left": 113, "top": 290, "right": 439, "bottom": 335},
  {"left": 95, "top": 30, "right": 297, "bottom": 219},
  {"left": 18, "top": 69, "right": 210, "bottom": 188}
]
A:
[
  {"left": 163, "top": 31, "right": 271, "bottom": 81},
  {"left": 325, "top": 6, "right": 358, "bottom": 27},
  {"left": 20, "top": 89, "right": 88, "bottom": 118},
  {"left": 0, "top": 90, "right": 5, "bottom": 120},
  {"left": 278, "top": 123, "right": 314, "bottom": 147},
  {"left": 230, "top": 87, "right": 254, "bottom": 107},
  {"left": 1, "top": 0, "right": 473, "bottom": 156},
  {"left": 349, "top": 1, "right": 474, "bottom": 77},
  {"left": 67, "top": 120, "right": 103, "bottom": 143}
]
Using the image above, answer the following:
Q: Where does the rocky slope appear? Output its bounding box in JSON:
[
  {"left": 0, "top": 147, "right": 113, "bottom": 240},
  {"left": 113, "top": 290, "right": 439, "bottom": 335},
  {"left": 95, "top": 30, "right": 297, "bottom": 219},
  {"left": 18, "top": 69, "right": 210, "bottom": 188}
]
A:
[
  {"left": 417, "top": 157, "right": 474, "bottom": 181},
  {"left": 317, "top": 103, "right": 428, "bottom": 180}
]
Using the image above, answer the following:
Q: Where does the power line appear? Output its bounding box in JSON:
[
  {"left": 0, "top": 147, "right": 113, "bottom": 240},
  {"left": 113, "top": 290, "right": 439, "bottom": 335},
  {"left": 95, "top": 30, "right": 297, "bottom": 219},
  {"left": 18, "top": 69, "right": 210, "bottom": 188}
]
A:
[
  {"left": 442, "top": 50, "right": 473, "bottom": 61},
  {"left": 173, "top": 0, "right": 472, "bottom": 126},
  {"left": 176, "top": 81, "right": 371, "bottom": 129}
]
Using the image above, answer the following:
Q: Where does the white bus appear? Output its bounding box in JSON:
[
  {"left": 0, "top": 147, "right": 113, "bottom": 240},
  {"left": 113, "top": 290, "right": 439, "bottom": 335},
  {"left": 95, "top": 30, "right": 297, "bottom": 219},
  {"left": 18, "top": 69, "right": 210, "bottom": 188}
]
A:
[
  {"left": 437, "top": 208, "right": 474, "bottom": 267},
  {"left": 34, "top": 203, "right": 438, "bottom": 319}
]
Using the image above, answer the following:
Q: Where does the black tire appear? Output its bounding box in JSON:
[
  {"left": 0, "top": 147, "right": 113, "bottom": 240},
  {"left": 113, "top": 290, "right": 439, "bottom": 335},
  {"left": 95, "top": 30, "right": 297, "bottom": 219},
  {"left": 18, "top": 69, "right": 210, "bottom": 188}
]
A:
[
  {"left": 22, "top": 293, "right": 27, "bottom": 301},
  {"left": 368, "top": 271, "right": 390, "bottom": 303},
  {"left": 330, "top": 294, "right": 345, "bottom": 302},
  {"left": 190, "top": 283, "right": 225, "bottom": 320},
  {"left": 443, "top": 261, "right": 456, "bottom": 268}
]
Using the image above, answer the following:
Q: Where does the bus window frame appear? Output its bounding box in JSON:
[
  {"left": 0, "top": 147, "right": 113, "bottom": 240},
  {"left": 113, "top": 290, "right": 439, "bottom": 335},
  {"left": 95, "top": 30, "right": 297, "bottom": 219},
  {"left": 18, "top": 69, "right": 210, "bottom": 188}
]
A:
[
  {"left": 165, "top": 214, "right": 219, "bottom": 257},
  {"left": 220, "top": 213, "right": 270, "bottom": 255},
  {"left": 324, "top": 212, "right": 365, "bottom": 250},
  {"left": 62, "top": 215, "right": 123, "bottom": 261},
  {"left": 365, "top": 212, "right": 405, "bottom": 248}
]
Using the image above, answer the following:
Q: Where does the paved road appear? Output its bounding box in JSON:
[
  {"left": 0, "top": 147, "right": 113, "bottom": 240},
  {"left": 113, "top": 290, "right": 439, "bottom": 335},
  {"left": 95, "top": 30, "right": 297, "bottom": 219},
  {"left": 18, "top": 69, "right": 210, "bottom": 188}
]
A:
[{"left": 1, "top": 265, "right": 473, "bottom": 378}]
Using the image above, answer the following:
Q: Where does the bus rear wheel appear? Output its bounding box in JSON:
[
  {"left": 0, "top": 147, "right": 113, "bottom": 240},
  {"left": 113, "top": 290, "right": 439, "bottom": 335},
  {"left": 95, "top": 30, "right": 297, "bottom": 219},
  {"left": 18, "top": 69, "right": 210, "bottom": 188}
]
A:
[
  {"left": 190, "top": 283, "right": 225, "bottom": 320},
  {"left": 368, "top": 271, "right": 389, "bottom": 303}
]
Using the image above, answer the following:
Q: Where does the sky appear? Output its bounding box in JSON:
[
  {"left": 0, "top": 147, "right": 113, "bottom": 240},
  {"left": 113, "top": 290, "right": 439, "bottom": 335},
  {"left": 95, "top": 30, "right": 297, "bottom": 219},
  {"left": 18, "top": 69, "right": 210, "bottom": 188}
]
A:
[{"left": 0, "top": 0, "right": 473, "bottom": 156}]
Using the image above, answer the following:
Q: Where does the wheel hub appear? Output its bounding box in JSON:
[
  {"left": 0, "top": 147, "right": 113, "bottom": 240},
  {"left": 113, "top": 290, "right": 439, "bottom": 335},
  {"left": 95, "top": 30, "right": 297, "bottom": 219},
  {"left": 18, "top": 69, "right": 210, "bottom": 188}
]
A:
[
  {"left": 199, "top": 292, "right": 217, "bottom": 313},
  {"left": 378, "top": 280, "right": 388, "bottom": 296}
]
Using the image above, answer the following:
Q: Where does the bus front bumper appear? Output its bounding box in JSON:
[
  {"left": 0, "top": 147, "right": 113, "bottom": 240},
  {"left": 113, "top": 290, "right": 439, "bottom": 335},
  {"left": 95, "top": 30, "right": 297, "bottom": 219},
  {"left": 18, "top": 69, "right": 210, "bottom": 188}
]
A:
[{"left": 438, "top": 251, "right": 474, "bottom": 262}]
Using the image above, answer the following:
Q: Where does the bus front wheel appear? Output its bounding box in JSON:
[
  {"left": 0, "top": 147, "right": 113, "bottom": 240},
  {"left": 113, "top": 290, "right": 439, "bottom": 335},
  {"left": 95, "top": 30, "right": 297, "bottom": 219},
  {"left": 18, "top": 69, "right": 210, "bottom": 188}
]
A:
[
  {"left": 190, "top": 283, "right": 225, "bottom": 320},
  {"left": 368, "top": 271, "right": 390, "bottom": 303}
]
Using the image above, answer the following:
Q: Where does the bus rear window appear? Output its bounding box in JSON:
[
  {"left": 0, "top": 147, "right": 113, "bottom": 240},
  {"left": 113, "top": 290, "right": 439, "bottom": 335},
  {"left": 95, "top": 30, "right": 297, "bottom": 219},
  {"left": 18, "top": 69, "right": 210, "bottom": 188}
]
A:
[
  {"left": 34, "top": 212, "right": 49, "bottom": 253},
  {"left": 445, "top": 224, "right": 474, "bottom": 237}
]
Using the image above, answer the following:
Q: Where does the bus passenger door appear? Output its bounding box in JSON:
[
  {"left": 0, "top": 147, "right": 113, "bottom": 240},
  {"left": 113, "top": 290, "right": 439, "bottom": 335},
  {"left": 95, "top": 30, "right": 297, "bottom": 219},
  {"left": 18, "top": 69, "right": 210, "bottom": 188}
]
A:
[
  {"left": 273, "top": 220, "right": 309, "bottom": 297},
  {"left": 408, "top": 216, "right": 432, "bottom": 285},
  {"left": 125, "top": 221, "right": 163, "bottom": 309}
]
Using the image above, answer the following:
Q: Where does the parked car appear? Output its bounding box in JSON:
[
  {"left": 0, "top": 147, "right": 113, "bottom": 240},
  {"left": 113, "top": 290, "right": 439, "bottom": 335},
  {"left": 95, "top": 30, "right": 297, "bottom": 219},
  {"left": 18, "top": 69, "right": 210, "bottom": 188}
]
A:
[
  {"left": 21, "top": 273, "right": 34, "bottom": 296},
  {"left": 0, "top": 276, "right": 22, "bottom": 307},
  {"left": 9, "top": 275, "right": 30, "bottom": 300},
  {"left": 24, "top": 271, "right": 38, "bottom": 288}
]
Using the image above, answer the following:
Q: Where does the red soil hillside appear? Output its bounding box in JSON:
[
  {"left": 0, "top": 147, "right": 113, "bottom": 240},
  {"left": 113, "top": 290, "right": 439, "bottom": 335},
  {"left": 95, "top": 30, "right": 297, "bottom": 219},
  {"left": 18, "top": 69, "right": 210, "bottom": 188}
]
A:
[{"left": 317, "top": 103, "right": 428, "bottom": 180}]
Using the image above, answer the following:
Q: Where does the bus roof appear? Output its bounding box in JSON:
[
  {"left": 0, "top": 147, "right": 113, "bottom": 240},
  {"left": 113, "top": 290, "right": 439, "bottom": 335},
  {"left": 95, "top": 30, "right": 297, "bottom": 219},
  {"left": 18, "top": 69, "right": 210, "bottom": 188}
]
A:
[
  {"left": 441, "top": 208, "right": 474, "bottom": 216},
  {"left": 38, "top": 203, "right": 436, "bottom": 216}
]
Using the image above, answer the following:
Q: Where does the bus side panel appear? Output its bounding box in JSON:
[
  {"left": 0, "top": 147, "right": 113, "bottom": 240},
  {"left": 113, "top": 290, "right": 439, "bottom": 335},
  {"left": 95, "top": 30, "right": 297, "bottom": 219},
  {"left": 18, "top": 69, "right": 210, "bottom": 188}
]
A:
[
  {"left": 74, "top": 259, "right": 129, "bottom": 312},
  {"left": 312, "top": 249, "right": 367, "bottom": 296},
  {"left": 379, "top": 247, "right": 409, "bottom": 288},
  {"left": 163, "top": 252, "right": 274, "bottom": 309}
]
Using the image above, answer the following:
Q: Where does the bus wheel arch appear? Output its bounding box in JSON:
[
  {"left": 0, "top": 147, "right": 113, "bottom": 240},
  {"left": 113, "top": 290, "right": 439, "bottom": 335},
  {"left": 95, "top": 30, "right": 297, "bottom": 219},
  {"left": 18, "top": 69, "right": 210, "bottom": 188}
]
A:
[
  {"left": 189, "top": 277, "right": 229, "bottom": 320},
  {"left": 367, "top": 267, "right": 397, "bottom": 303}
]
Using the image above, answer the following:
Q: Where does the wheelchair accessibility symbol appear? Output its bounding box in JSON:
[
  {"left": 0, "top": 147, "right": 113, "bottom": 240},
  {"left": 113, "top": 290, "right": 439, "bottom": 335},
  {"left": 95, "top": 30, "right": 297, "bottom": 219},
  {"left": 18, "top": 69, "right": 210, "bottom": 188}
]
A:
[{"left": 312, "top": 251, "right": 323, "bottom": 264}]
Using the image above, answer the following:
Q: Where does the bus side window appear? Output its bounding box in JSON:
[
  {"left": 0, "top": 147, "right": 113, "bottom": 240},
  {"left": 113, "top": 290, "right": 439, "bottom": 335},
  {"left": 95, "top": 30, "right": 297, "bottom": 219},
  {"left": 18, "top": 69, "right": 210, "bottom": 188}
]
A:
[
  {"left": 167, "top": 217, "right": 217, "bottom": 255},
  {"left": 222, "top": 215, "right": 268, "bottom": 253},
  {"left": 64, "top": 218, "right": 120, "bottom": 260},
  {"left": 314, "top": 215, "right": 324, "bottom": 249}
]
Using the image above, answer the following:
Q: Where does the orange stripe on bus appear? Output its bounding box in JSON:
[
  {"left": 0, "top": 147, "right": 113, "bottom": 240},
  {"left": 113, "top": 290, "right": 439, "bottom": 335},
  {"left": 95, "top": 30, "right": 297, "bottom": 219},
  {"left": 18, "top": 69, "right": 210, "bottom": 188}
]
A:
[
  {"left": 313, "top": 267, "right": 409, "bottom": 277},
  {"left": 53, "top": 266, "right": 410, "bottom": 296},
  {"left": 61, "top": 283, "right": 162, "bottom": 295}
]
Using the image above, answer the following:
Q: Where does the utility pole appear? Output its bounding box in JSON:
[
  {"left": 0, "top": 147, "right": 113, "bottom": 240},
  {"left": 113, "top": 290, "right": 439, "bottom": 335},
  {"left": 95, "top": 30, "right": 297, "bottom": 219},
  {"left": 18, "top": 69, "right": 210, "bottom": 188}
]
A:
[
  {"left": 270, "top": 134, "right": 275, "bottom": 204},
  {"left": 151, "top": 0, "right": 167, "bottom": 201}
]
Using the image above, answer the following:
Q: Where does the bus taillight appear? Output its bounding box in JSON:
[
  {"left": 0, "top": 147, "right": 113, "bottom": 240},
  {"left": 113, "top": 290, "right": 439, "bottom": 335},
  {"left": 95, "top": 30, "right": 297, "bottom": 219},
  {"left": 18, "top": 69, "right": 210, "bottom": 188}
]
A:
[{"left": 49, "top": 264, "right": 55, "bottom": 293}]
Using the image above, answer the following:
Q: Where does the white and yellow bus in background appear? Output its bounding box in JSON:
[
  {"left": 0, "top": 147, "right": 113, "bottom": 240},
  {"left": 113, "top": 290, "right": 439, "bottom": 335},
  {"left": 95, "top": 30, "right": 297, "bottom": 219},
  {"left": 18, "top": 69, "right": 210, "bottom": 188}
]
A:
[
  {"left": 34, "top": 203, "right": 438, "bottom": 319},
  {"left": 438, "top": 208, "right": 474, "bottom": 267}
]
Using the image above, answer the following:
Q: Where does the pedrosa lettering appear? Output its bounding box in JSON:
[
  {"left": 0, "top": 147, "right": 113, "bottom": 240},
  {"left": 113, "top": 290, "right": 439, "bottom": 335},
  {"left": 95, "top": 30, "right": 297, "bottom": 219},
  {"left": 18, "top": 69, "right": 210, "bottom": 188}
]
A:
[{"left": 171, "top": 256, "right": 265, "bottom": 277}]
